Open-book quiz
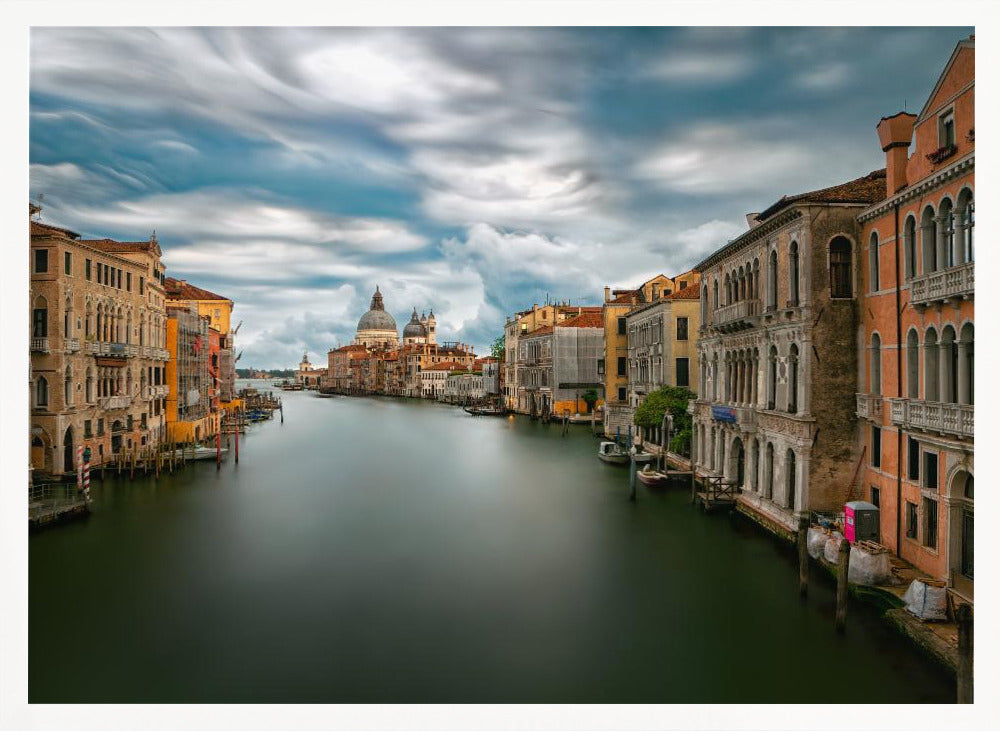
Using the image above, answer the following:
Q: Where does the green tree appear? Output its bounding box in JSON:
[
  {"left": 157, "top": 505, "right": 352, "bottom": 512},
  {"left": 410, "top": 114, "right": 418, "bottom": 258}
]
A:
[
  {"left": 633, "top": 386, "right": 696, "bottom": 456},
  {"left": 491, "top": 334, "right": 505, "bottom": 361},
  {"left": 582, "top": 388, "right": 599, "bottom": 413}
]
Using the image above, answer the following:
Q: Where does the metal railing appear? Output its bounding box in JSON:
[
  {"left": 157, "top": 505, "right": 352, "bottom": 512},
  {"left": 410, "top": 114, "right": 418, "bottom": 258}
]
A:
[
  {"left": 29, "top": 482, "right": 88, "bottom": 520},
  {"left": 910, "top": 261, "right": 974, "bottom": 307},
  {"left": 888, "top": 398, "right": 973, "bottom": 439},
  {"left": 856, "top": 393, "right": 883, "bottom": 420}
]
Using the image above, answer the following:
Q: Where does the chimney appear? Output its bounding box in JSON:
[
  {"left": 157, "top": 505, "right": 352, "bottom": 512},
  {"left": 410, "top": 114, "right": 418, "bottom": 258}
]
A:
[
  {"left": 746, "top": 213, "right": 761, "bottom": 228},
  {"left": 877, "top": 112, "right": 917, "bottom": 194},
  {"left": 604, "top": 286, "right": 610, "bottom": 302}
]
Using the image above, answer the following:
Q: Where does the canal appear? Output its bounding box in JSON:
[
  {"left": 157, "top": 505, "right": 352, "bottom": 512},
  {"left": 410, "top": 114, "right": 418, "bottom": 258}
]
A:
[{"left": 29, "top": 384, "right": 953, "bottom": 703}]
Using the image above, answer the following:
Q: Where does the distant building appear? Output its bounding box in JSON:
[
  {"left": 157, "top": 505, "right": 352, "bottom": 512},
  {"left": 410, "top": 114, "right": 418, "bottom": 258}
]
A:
[
  {"left": 164, "top": 277, "right": 236, "bottom": 404},
  {"left": 354, "top": 286, "right": 398, "bottom": 350},
  {"left": 165, "top": 301, "right": 218, "bottom": 444}
]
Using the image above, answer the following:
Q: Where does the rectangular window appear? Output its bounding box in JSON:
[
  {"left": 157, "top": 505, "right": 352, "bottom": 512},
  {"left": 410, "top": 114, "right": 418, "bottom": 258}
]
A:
[
  {"left": 618, "top": 387, "right": 626, "bottom": 401},
  {"left": 34, "top": 249, "right": 48, "bottom": 273},
  {"left": 64, "top": 251, "right": 72, "bottom": 275},
  {"left": 676, "top": 317, "right": 689, "bottom": 341},
  {"left": 680, "top": 281, "right": 688, "bottom": 290},
  {"left": 923, "top": 498, "right": 938, "bottom": 549},
  {"left": 140, "top": 276, "right": 144, "bottom": 294},
  {"left": 676, "top": 357, "right": 690, "bottom": 387},
  {"left": 127, "top": 273, "right": 132, "bottom": 292},
  {"left": 117, "top": 269, "right": 122, "bottom": 289},
  {"left": 617, "top": 317, "right": 626, "bottom": 335},
  {"left": 870, "top": 486, "right": 880, "bottom": 508},
  {"left": 906, "top": 502, "right": 918, "bottom": 539},
  {"left": 597, "top": 359, "right": 605, "bottom": 376},
  {"left": 85, "top": 259, "right": 92, "bottom": 280},
  {"left": 908, "top": 437, "right": 920, "bottom": 481},
  {"left": 939, "top": 110, "right": 956, "bottom": 147},
  {"left": 923, "top": 451, "right": 939, "bottom": 490},
  {"left": 617, "top": 357, "right": 627, "bottom": 376},
  {"left": 84, "top": 420, "right": 92, "bottom": 438},
  {"left": 871, "top": 426, "right": 881, "bottom": 468},
  {"left": 97, "top": 418, "right": 105, "bottom": 436}
]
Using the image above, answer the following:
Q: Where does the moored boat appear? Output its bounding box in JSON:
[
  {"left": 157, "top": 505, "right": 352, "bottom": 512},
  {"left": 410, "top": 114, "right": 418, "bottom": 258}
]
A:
[
  {"left": 598, "top": 441, "right": 629, "bottom": 465},
  {"left": 636, "top": 466, "right": 670, "bottom": 487},
  {"left": 566, "top": 412, "right": 597, "bottom": 424},
  {"left": 167, "top": 445, "right": 229, "bottom": 461},
  {"left": 630, "top": 447, "right": 656, "bottom": 464}
]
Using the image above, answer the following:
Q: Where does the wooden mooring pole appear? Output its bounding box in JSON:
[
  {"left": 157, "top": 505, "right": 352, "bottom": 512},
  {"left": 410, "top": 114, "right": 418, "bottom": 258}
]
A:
[
  {"left": 235, "top": 421, "right": 240, "bottom": 464},
  {"left": 835, "top": 537, "right": 851, "bottom": 632},
  {"left": 797, "top": 515, "right": 809, "bottom": 598},
  {"left": 628, "top": 457, "right": 636, "bottom": 502},
  {"left": 957, "top": 603, "right": 973, "bottom": 703}
]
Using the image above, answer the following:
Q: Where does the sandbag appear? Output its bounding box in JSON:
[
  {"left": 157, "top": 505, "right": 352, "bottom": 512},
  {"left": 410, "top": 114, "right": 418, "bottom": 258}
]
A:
[
  {"left": 807, "top": 528, "right": 827, "bottom": 560},
  {"left": 823, "top": 532, "right": 845, "bottom": 564},
  {"left": 902, "top": 579, "right": 948, "bottom": 621},
  {"left": 848, "top": 546, "right": 892, "bottom": 586}
]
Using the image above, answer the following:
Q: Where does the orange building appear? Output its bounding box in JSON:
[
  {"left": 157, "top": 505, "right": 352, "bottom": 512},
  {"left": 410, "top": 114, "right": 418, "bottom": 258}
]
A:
[{"left": 856, "top": 36, "right": 973, "bottom": 596}]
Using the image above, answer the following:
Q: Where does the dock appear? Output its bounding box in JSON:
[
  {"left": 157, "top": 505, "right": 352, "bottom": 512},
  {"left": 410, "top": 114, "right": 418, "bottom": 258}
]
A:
[
  {"left": 694, "top": 473, "right": 737, "bottom": 512},
  {"left": 29, "top": 482, "right": 90, "bottom": 529}
]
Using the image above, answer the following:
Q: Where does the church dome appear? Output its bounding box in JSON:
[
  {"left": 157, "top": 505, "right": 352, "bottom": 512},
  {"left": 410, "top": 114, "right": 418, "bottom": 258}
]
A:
[
  {"left": 357, "top": 286, "right": 397, "bottom": 333},
  {"left": 402, "top": 308, "right": 426, "bottom": 338}
]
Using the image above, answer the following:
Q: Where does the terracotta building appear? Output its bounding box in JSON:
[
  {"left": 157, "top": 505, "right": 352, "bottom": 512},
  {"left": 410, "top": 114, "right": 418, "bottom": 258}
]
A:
[
  {"left": 856, "top": 36, "right": 974, "bottom": 596},
  {"left": 692, "top": 168, "right": 887, "bottom": 537},
  {"left": 30, "top": 209, "right": 170, "bottom": 475}
]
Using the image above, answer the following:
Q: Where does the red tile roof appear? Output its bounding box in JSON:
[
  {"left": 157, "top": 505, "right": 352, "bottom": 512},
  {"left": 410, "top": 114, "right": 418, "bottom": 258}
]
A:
[
  {"left": 665, "top": 281, "right": 701, "bottom": 300},
  {"left": 164, "top": 277, "right": 231, "bottom": 302},
  {"left": 424, "top": 361, "right": 463, "bottom": 371},
  {"left": 557, "top": 312, "right": 603, "bottom": 328},
  {"left": 756, "top": 169, "right": 887, "bottom": 222},
  {"left": 30, "top": 220, "right": 80, "bottom": 239},
  {"left": 83, "top": 238, "right": 160, "bottom": 255},
  {"left": 608, "top": 290, "right": 638, "bottom": 305},
  {"left": 523, "top": 325, "right": 554, "bottom": 337}
]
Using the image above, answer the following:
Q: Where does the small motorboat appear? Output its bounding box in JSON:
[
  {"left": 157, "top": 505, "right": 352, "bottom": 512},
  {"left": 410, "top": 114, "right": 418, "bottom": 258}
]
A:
[
  {"left": 168, "top": 445, "right": 229, "bottom": 461},
  {"left": 566, "top": 412, "right": 597, "bottom": 424},
  {"left": 598, "top": 441, "right": 629, "bottom": 465},
  {"left": 637, "top": 465, "right": 670, "bottom": 487},
  {"left": 630, "top": 447, "right": 656, "bottom": 464}
]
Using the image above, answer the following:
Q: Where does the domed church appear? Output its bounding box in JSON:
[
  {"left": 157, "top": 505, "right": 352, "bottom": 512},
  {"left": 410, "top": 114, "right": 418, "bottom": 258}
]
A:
[
  {"left": 354, "top": 286, "right": 399, "bottom": 350},
  {"left": 402, "top": 308, "right": 437, "bottom": 346}
]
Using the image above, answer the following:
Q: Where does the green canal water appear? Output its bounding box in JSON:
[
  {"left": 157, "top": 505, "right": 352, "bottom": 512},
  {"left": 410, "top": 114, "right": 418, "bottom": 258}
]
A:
[{"left": 30, "top": 382, "right": 953, "bottom": 703}]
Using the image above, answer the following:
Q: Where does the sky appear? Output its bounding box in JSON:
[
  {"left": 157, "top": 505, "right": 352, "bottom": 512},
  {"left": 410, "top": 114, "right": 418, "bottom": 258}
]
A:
[{"left": 28, "top": 26, "right": 971, "bottom": 369}]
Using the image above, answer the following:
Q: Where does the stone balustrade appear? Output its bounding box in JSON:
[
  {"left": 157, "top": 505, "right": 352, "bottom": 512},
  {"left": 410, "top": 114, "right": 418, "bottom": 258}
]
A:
[
  {"left": 711, "top": 299, "right": 760, "bottom": 331},
  {"left": 910, "top": 261, "right": 974, "bottom": 308},
  {"left": 888, "top": 397, "right": 973, "bottom": 439},
  {"left": 31, "top": 337, "right": 49, "bottom": 353},
  {"left": 856, "top": 393, "right": 883, "bottom": 420}
]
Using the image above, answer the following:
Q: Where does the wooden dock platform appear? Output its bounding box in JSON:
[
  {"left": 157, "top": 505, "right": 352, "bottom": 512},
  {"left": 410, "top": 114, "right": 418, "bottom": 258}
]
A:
[{"left": 29, "top": 483, "right": 90, "bottom": 530}]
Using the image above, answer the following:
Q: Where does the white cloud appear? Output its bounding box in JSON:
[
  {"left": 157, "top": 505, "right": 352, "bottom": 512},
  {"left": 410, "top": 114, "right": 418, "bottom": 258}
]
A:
[
  {"left": 646, "top": 52, "right": 753, "bottom": 84},
  {"left": 794, "top": 63, "right": 851, "bottom": 91}
]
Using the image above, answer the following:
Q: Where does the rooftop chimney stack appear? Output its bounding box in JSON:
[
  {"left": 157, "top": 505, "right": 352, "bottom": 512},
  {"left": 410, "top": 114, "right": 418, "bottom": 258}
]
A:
[{"left": 877, "top": 112, "right": 917, "bottom": 194}]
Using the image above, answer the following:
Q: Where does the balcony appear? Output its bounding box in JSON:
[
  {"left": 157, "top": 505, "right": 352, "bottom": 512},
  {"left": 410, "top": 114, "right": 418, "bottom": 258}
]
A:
[
  {"left": 86, "top": 340, "right": 100, "bottom": 354},
  {"left": 856, "top": 393, "right": 883, "bottom": 421},
  {"left": 100, "top": 394, "right": 131, "bottom": 410},
  {"left": 909, "top": 261, "right": 974, "bottom": 309},
  {"left": 889, "top": 398, "right": 973, "bottom": 439},
  {"left": 64, "top": 337, "right": 80, "bottom": 353},
  {"left": 712, "top": 299, "right": 760, "bottom": 332},
  {"left": 143, "top": 385, "right": 169, "bottom": 400},
  {"left": 31, "top": 337, "right": 49, "bottom": 353}
]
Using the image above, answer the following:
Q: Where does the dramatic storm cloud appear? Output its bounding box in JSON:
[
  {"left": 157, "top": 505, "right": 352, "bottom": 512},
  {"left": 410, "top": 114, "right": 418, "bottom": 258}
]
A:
[{"left": 29, "top": 27, "right": 968, "bottom": 368}]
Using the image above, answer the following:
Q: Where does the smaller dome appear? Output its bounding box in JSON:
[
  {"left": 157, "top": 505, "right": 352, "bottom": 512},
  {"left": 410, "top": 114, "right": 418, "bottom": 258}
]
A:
[{"left": 403, "top": 308, "right": 427, "bottom": 338}]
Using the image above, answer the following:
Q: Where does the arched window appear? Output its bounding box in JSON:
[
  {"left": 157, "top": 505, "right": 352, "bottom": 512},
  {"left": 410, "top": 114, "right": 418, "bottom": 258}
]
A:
[
  {"left": 957, "top": 189, "right": 974, "bottom": 264},
  {"left": 85, "top": 301, "right": 93, "bottom": 339},
  {"left": 32, "top": 296, "right": 48, "bottom": 338},
  {"left": 941, "top": 326, "right": 957, "bottom": 404},
  {"left": 903, "top": 216, "right": 917, "bottom": 280},
  {"left": 713, "top": 279, "right": 719, "bottom": 310},
  {"left": 701, "top": 287, "right": 708, "bottom": 325},
  {"left": 786, "top": 449, "right": 796, "bottom": 510},
  {"left": 921, "top": 205, "right": 937, "bottom": 274},
  {"left": 939, "top": 197, "right": 955, "bottom": 269},
  {"left": 64, "top": 296, "right": 72, "bottom": 338},
  {"left": 906, "top": 329, "right": 919, "bottom": 399},
  {"left": 788, "top": 344, "right": 799, "bottom": 413},
  {"left": 959, "top": 323, "right": 974, "bottom": 405},
  {"left": 724, "top": 273, "right": 732, "bottom": 306},
  {"left": 750, "top": 438, "right": 760, "bottom": 491},
  {"left": 870, "top": 334, "right": 882, "bottom": 396},
  {"left": 64, "top": 365, "right": 72, "bottom": 407},
  {"left": 738, "top": 266, "right": 746, "bottom": 301},
  {"left": 869, "top": 233, "right": 880, "bottom": 292},
  {"left": 752, "top": 258, "right": 760, "bottom": 300},
  {"left": 829, "top": 237, "right": 853, "bottom": 298},
  {"left": 86, "top": 367, "right": 94, "bottom": 403},
  {"left": 924, "top": 327, "right": 939, "bottom": 401},
  {"left": 789, "top": 241, "right": 800, "bottom": 306},
  {"left": 767, "top": 250, "right": 778, "bottom": 309},
  {"left": 35, "top": 376, "right": 49, "bottom": 407},
  {"left": 765, "top": 442, "right": 774, "bottom": 500},
  {"left": 767, "top": 346, "right": 777, "bottom": 410}
]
